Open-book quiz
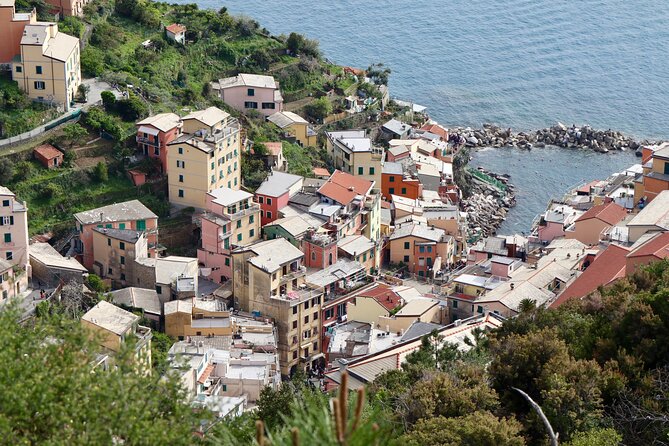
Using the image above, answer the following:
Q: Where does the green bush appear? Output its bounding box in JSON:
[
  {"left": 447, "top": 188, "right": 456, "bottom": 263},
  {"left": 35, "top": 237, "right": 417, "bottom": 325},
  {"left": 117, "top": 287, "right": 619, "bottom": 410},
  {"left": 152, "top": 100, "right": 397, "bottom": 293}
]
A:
[
  {"left": 87, "top": 274, "right": 109, "bottom": 293},
  {"left": 94, "top": 162, "right": 108, "bottom": 182}
]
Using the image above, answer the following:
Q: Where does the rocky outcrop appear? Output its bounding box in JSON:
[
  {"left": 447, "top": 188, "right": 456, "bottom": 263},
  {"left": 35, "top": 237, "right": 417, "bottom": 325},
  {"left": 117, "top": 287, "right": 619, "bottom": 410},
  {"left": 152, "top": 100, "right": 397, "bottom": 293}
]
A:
[
  {"left": 449, "top": 123, "right": 656, "bottom": 153},
  {"left": 462, "top": 168, "right": 516, "bottom": 238}
]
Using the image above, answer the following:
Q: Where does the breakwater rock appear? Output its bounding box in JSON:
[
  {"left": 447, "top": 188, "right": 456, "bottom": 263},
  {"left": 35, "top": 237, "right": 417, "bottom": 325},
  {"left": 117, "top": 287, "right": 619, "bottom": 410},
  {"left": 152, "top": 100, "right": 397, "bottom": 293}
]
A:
[
  {"left": 462, "top": 167, "right": 516, "bottom": 238},
  {"left": 450, "top": 122, "right": 656, "bottom": 153}
]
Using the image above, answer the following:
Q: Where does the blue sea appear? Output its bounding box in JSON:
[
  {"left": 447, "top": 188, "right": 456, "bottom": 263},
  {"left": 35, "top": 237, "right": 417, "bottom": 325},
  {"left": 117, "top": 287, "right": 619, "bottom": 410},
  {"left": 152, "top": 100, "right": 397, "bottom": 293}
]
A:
[{"left": 184, "top": 0, "right": 665, "bottom": 232}]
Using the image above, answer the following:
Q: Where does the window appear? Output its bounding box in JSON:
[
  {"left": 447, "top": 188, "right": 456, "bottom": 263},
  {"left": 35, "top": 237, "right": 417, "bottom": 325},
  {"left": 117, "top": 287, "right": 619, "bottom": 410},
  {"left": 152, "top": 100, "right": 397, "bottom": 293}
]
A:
[
  {"left": 120, "top": 273, "right": 126, "bottom": 281},
  {"left": 418, "top": 270, "right": 424, "bottom": 277},
  {"left": 225, "top": 258, "right": 230, "bottom": 266},
  {"left": 389, "top": 187, "right": 395, "bottom": 194},
  {"left": 249, "top": 215, "right": 254, "bottom": 224},
  {"left": 211, "top": 162, "right": 215, "bottom": 170},
  {"left": 119, "top": 242, "right": 125, "bottom": 250},
  {"left": 419, "top": 246, "right": 425, "bottom": 253},
  {"left": 261, "top": 102, "right": 276, "bottom": 109},
  {"left": 358, "top": 166, "right": 363, "bottom": 175},
  {"left": 293, "top": 306, "right": 298, "bottom": 315},
  {"left": 477, "top": 305, "right": 484, "bottom": 314},
  {"left": 119, "top": 223, "right": 125, "bottom": 230},
  {"left": 2, "top": 200, "right": 8, "bottom": 207},
  {"left": 236, "top": 220, "right": 242, "bottom": 229},
  {"left": 120, "top": 256, "right": 125, "bottom": 265},
  {"left": 403, "top": 255, "right": 409, "bottom": 263},
  {"left": 401, "top": 188, "right": 407, "bottom": 194},
  {"left": 427, "top": 257, "right": 433, "bottom": 266},
  {"left": 5, "top": 252, "right": 12, "bottom": 261},
  {"left": 105, "top": 224, "right": 112, "bottom": 229},
  {"left": 247, "top": 88, "right": 255, "bottom": 96},
  {"left": 108, "top": 267, "right": 112, "bottom": 274},
  {"left": 427, "top": 246, "right": 432, "bottom": 253},
  {"left": 313, "top": 312, "right": 318, "bottom": 320},
  {"left": 224, "top": 238, "right": 229, "bottom": 249},
  {"left": 304, "top": 300, "right": 309, "bottom": 309},
  {"left": 452, "top": 300, "right": 458, "bottom": 308},
  {"left": 267, "top": 211, "right": 272, "bottom": 219},
  {"left": 154, "top": 147, "right": 159, "bottom": 156},
  {"left": 304, "top": 347, "right": 309, "bottom": 356},
  {"left": 156, "top": 285, "right": 162, "bottom": 294},
  {"left": 178, "top": 189, "right": 184, "bottom": 198},
  {"left": 363, "top": 253, "right": 367, "bottom": 262},
  {"left": 137, "top": 220, "right": 146, "bottom": 231},
  {"left": 311, "top": 252, "right": 316, "bottom": 261},
  {"left": 258, "top": 197, "right": 264, "bottom": 204},
  {"left": 292, "top": 320, "right": 297, "bottom": 329},
  {"left": 34, "top": 81, "right": 45, "bottom": 90},
  {"left": 304, "top": 315, "right": 309, "bottom": 324},
  {"left": 313, "top": 341, "right": 318, "bottom": 351},
  {"left": 249, "top": 229, "right": 255, "bottom": 237},
  {"left": 107, "top": 238, "right": 111, "bottom": 246},
  {"left": 389, "top": 176, "right": 395, "bottom": 182},
  {"left": 178, "top": 175, "right": 184, "bottom": 183},
  {"left": 177, "top": 160, "right": 185, "bottom": 168},
  {"left": 211, "top": 175, "right": 215, "bottom": 184},
  {"left": 665, "top": 162, "right": 669, "bottom": 175},
  {"left": 237, "top": 233, "right": 242, "bottom": 242},
  {"left": 325, "top": 308, "right": 334, "bottom": 319},
  {"left": 266, "top": 198, "right": 272, "bottom": 206},
  {"left": 369, "top": 167, "right": 375, "bottom": 175},
  {"left": 178, "top": 147, "right": 183, "bottom": 154},
  {"left": 292, "top": 351, "right": 297, "bottom": 360},
  {"left": 0, "top": 216, "right": 14, "bottom": 226},
  {"left": 244, "top": 101, "right": 258, "bottom": 109},
  {"left": 15, "top": 66, "right": 22, "bottom": 73},
  {"left": 3, "top": 233, "right": 10, "bottom": 243},
  {"left": 36, "top": 66, "right": 42, "bottom": 74},
  {"left": 404, "top": 241, "right": 410, "bottom": 249}
]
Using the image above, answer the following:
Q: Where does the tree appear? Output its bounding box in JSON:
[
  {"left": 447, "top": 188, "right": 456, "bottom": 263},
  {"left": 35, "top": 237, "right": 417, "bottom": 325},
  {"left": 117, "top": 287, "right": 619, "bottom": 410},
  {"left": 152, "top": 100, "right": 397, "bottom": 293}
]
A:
[
  {"left": 402, "top": 412, "right": 526, "bottom": 446},
  {"left": 404, "top": 331, "right": 461, "bottom": 371},
  {"left": 367, "top": 63, "right": 391, "bottom": 85},
  {"left": 101, "top": 91, "right": 116, "bottom": 111},
  {"left": 116, "top": 95, "right": 148, "bottom": 121},
  {"left": 565, "top": 428, "right": 622, "bottom": 446},
  {"left": 77, "top": 83, "right": 90, "bottom": 102},
  {"left": 0, "top": 159, "right": 14, "bottom": 184},
  {"left": 62, "top": 123, "right": 88, "bottom": 149},
  {"left": 94, "top": 161, "right": 108, "bottom": 182},
  {"left": 0, "top": 305, "right": 204, "bottom": 443},
  {"left": 304, "top": 97, "right": 332, "bottom": 121},
  {"left": 518, "top": 298, "right": 537, "bottom": 313}
]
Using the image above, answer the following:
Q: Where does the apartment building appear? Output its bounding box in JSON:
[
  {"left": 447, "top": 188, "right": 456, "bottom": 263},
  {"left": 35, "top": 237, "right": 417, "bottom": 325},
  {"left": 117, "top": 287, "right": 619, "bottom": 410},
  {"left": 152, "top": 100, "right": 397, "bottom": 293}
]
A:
[
  {"left": 44, "top": 0, "right": 91, "bottom": 16},
  {"left": 91, "top": 227, "right": 147, "bottom": 288},
  {"left": 136, "top": 112, "right": 182, "bottom": 173},
  {"left": 198, "top": 187, "right": 261, "bottom": 283},
  {"left": 231, "top": 238, "right": 323, "bottom": 376},
  {"left": 73, "top": 200, "right": 159, "bottom": 270},
  {"left": 634, "top": 143, "right": 669, "bottom": 205},
  {"left": 213, "top": 73, "right": 283, "bottom": 117},
  {"left": 167, "top": 107, "right": 241, "bottom": 209},
  {"left": 388, "top": 222, "right": 454, "bottom": 276},
  {"left": 267, "top": 111, "right": 317, "bottom": 147},
  {"left": 81, "top": 301, "right": 152, "bottom": 374},
  {"left": 0, "top": 187, "right": 29, "bottom": 278},
  {"left": 0, "top": 0, "right": 36, "bottom": 64},
  {"left": 254, "top": 171, "right": 304, "bottom": 226},
  {"left": 325, "top": 130, "right": 383, "bottom": 186},
  {"left": 12, "top": 22, "right": 80, "bottom": 111}
]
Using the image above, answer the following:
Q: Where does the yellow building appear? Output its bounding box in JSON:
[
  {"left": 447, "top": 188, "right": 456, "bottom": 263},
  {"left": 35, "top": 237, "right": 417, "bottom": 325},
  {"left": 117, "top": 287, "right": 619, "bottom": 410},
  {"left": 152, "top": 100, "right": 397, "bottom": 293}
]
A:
[
  {"left": 167, "top": 107, "right": 242, "bottom": 209},
  {"left": 91, "top": 227, "right": 147, "bottom": 288},
  {"left": 267, "top": 111, "right": 317, "bottom": 147},
  {"left": 164, "top": 298, "right": 233, "bottom": 339},
  {"left": 81, "top": 301, "right": 152, "bottom": 374},
  {"left": 232, "top": 238, "right": 323, "bottom": 376},
  {"left": 325, "top": 130, "right": 383, "bottom": 186},
  {"left": 12, "top": 22, "right": 80, "bottom": 111}
]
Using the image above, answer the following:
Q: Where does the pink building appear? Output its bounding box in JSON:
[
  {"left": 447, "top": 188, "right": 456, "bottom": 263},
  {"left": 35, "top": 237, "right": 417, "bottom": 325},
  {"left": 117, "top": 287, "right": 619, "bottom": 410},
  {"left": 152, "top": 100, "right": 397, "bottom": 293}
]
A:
[
  {"left": 73, "top": 200, "right": 159, "bottom": 270},
  {"left": 213, "top": 73, "right": 284, "bottom": 117},
  {"left": 197, "top": 187, "right": 261, "bottom": 283},
  {"left": 254, "top": 171, "right": 303, "bottom": 226},
  {"left": 0, "top": 0, "right": 36, "bottom": 64},
  {"left": 0, "top": 186, "right": 29, "bottom": 273},
  {"left": 136, "top": 113, "right": 182, "bottom": 173}
]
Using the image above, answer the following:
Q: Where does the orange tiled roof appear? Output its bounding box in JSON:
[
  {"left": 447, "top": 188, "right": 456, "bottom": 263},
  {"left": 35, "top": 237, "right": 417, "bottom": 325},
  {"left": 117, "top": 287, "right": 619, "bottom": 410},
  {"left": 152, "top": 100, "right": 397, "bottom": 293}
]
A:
[
  {"left": 264, "top": 142, "right": 283, "bottom": 156},
  {"left": 313, "top": 167, "right": 330, "bottom": 177},
  {"left": 551, "top": 244, "right": 630, "bottom": 307},
  {"left": 627, "top": 232, "right": 669, "bottom": 259},
  {"left": 197, "top": 363, "right": 215, "bottom": 384},
  {"left": 420, "top": 123, "right": 449, "bottom": 140},
  {"left": 575, "top": 202, "right": 627, "bottom": 226},
  {"left": 33, "top": 144, "right": 63, "bottom": 160},
  {"left": 166, "top": 23, "right": 186, "bottom": 34},
  {"left": 356, "top": 284, "right": 402, "bottom": 312},
  {"left": 317, "top": 170, "right": 373, "bottom": 205}
]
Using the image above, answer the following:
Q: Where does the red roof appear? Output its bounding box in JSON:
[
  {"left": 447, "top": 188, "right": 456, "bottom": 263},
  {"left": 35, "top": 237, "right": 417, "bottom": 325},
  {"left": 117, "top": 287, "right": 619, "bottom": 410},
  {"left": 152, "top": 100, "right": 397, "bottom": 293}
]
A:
[
  {"left": 166, "top": 23, "right": 186, "bottom": 34},
  {"left": 627, "top": 232, "right": 669, "bottom": 260},
  {"left": 576, "top": 202, "right": 627, "bottom": 226},
  {"left": 317, "top": 170, "right": 373, "bottom": 205},
  {"left": 551, "top": 244, "right": 630, "bottom": 307},
  {"left": 312, "top": 167, "right": 330, "bottom": 177},
  {"left": 33, "top": 144, "right": 63, "bottom": 160},
  {"left": 420, "top": 123, "right": 449, "bottom": 140},
  {"left": 264, "top": 142, "right": 283, "bottom": 156},
  {"left": 197, "top": 364, "right": 215, "bottom": 384},
  {"left": 356, "top": 284, "right": 402, "bottom": 312}
]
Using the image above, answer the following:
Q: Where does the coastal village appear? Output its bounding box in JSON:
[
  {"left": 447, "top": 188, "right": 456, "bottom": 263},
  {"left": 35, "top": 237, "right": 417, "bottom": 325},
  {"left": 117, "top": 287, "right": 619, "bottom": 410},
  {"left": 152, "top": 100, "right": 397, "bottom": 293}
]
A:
[{"left": 0, "top": 0, "right": 668, "bottom": 444}]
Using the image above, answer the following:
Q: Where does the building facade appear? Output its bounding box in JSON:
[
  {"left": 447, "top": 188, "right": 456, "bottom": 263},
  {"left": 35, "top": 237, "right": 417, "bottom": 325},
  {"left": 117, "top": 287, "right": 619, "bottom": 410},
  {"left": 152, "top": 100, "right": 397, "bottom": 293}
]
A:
[
  {"left": 136, "top": 112, "right": 182, "bottom": 173},
  {"left": 0, "top": 186, "right": 29, "bottom": 275},
  {"left": 214, "top": 73, "right": 283, "bottom": 117}
]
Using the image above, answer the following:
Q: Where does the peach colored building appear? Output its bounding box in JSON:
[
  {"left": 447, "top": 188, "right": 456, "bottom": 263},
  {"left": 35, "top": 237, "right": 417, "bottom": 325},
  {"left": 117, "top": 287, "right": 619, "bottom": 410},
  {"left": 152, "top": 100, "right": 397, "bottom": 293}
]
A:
[
  {"left": 564, "top": 202, "right": 627, "bottom": 246},
  {"left": 388, "top": 222, "right": 453, "bottom": 276},
  {"left": 197, "top": 187, "right": 261, "bottom": 284},
  {"left": 268, "top": 111, "right": 318, "bottom": 147},
  {"left": 166, "top": 107, "right": 242, "bottom": 209},
  {"left": 0, "top": 186, "right": 29, "bottom": 276},
  {"left": 0, "top": 258, "right": 24, "bottom": 301},
  {"left": 634, "top": 143, "right": 669, "bottom": 205},
  {"left": 12, "top": 22, "right": 80, "bottom": 111},
  {"left": 33, "top": 143, "right": 63, "bottom": 169},
  {"left": 213, "top": 73, "right": 283, "bottom": 117},
  {"left": 91, "top": 227, "right": 147, "bottom": 288},
  {"left": 73, "top": 200, "right": 159, "bottom": 271},
  {"left": 136, "top": 112, "right": 182, "bottom": 173},
  {"left": 0, "top": 0, "right": 36, "bottom": 64},
  {"left": 44, "top": 0, "right": 91, "bottom": 17}
]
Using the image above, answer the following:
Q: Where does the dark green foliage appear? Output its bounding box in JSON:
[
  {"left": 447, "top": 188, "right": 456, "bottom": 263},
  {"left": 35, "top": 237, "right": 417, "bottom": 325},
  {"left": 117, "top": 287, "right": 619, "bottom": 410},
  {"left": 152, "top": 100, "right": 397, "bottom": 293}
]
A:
[
  {"left": 151, "top": 331, "right": 173, "bottom": 374},
  {"left": 87, "top": 273, "right": 109, "bottom": 293},
  {"left": 303, "top": 96, "right": 332, "bottom": 121},
  {"left": 286, "top": 32, "right": 320, "bottom": 58},
  {"left": 94, "top": 161, "right": 109, "bottom": 182},
  {"left": 0, "top": 160, "right": 14, "bottom": 184},
  {"left": 101, "top": 91, "right": 116, "bottom": 111},
  {"left": 367, "top": 63, "right": 391, "bottom": 85},
  {"left": 58, "top": 16, "right": 85, "bottom": 39}
]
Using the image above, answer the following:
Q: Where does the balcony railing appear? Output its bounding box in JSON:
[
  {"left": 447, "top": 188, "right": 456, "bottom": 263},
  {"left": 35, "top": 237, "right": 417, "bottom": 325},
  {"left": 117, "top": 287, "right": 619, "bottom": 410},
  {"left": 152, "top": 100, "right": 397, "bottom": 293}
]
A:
[
  {"left": 280, "top": 266, "right": 306, "bottom": 284},
  {"left": 227, "top": 203, "right": 260, "bottom": 220},
  {"left": 218, "top": 230, "right": 232, "bottom": 241},
  {"left": 136, "top": 136, "right": 159, "bottom": 146}
]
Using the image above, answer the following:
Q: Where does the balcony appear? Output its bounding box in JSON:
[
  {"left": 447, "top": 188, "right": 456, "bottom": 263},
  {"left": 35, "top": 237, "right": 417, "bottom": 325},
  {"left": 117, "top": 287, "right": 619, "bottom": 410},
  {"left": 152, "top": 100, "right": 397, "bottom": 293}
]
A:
[
  {"left": 136, "top": 136, "right": 159, "bottom": 146},
  {"left": 280, "top": 266, "right": 306, "bottom": 284},
  {"left": 227, "top": 203, "right": 260, "bottom": 220},
  {"left": 218, "top": 230, "right": 232, "bottom": 241}
]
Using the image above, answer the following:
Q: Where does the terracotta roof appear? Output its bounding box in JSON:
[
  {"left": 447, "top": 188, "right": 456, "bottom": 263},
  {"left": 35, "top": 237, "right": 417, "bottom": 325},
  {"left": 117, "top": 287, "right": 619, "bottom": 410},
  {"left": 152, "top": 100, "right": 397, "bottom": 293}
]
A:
[
  {"left": 313, "top": 167, "right": 330, "bottom": 177},
  {"left": 166, "top": 23, "right": 186, "bottom": 34},
  {"left": 575, "top": 202, "right": 627, "bottom": 225},
  {"left": 33, "top": 144, "right": 63, "bottom": 160},
  {"left": 355, "top": 284, "right": 402, "bottom": 312},
  {"left": 551, "top": 244, "right": 630, "bottom": 307},
  {"left": 419, "top": 124, "right": 448, "bottom": 140},
  {"left": 264, "top": 142, "right": 282, "bottom": 156},
  {"left": 197, "top": 363, "right": 215, "bottom": 384},
  {"left": 317, "top": 170, "right": 373, "bottom": 205},
  {"left": 627, "top": 231, "right": 669, "bottom": 259}
]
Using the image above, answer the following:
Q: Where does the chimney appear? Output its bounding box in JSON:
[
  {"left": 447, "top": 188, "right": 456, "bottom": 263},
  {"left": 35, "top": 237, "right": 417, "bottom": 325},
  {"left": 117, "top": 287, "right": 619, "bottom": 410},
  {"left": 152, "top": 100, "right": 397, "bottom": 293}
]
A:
[{"left": 510, "top": 283, "right": 515, "bottom": 290}]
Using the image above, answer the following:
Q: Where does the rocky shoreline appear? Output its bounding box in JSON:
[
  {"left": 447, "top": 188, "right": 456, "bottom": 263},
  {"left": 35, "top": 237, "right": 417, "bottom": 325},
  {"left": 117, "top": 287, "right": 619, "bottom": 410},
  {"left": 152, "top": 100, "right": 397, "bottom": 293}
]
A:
[
  {"left": 462, "top": 167, "right": 516, "bottom": 239},
  {"left": 451, "top": 122, "right": 658, "bottom": 154}
]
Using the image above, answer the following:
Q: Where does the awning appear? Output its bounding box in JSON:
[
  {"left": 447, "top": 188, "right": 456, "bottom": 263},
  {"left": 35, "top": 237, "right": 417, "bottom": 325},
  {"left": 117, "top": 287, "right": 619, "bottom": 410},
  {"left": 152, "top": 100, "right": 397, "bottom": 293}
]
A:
[
  {"left": 197, "top": 364, "right": 215, "bottom": 384},
  {"left": 137, "top": 125, "right": 159, "bottom": 136}
]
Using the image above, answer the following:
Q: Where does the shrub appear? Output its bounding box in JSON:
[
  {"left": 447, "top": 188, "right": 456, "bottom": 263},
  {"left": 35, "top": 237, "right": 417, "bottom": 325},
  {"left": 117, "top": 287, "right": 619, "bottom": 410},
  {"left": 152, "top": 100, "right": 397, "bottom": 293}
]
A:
[
  {"left": 304, "top": 97, "right": 332, "bottom": 121},
  {"left": 87, "top": 274, "right": 109, "bottom": 293},
  {"left": 94, "top": 162, "right": 108, "bottom": 182},
  {"left": 100, "top": 91, "right": 116, "bottom": 111},
  {"left": 0, "top": 159, "right": 14, "bottom": 184}
]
